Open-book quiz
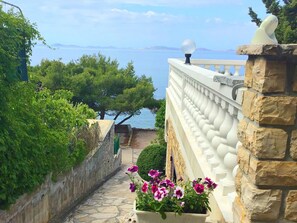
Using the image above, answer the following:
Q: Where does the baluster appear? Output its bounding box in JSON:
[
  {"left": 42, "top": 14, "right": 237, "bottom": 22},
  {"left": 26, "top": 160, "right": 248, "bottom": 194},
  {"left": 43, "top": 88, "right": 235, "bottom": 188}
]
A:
[
  {"left": 201, "top": 94, "right": 218, "bottom": 159},
  {"left": 197, "top": 91, "right": 215, "bottom": 153},
  {"left": 214, "top": 65, "right": 220, "bottom": 73},
  {"left": 221, "top": 107, "right": 238, "bottom": 150},
  {"left": 224, "top": 65, "right": 231, "bottom": 76},
  {"left": 201, "top": 93, "right": 215, "bottom": 133},
  {"left": 198, "top": 88, "right": 207, "bottom": 115},
  {"left": 198, "top": 90, "right": 211, "bottom": 129},
  {"left": 234, "top": 65, "right": 241, "bottom": 76},
  {"left": 216, "top": 108, "right": 239, "bottom": 195},
  {"left": 211, "top": 102, "right": 232, "bottom": 149},
  {"left": 206, "top": 99, "right": 225, "bottom": 141},
  {"left": 181, "top": 76, "right": 187, "bottom": 110},
  {"left": 210, "top": 103, "right": 233, "bottom": 182},
  {"left": 193, "top": 85, "right": 202, "bottom": 110}
]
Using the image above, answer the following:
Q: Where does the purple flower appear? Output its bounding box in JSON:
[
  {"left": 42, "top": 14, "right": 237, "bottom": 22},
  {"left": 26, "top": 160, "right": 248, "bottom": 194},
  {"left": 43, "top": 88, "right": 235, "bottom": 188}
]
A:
[
  {"left": 204, "top": 177, "right": 217, "bottom": 189},
  {"left": 141, "top": 182, "right": 148, "bottom": 193},
  {"left": 127, "top": 165, "right": 138, "bottom": 173},
  {"left": 129, "top": 183, "right": 136, "bottom": 192},
  {"left": 180, "top": 201, "right": 185, "bottom": 207},
  {"left": 148, "top": 169, "right": 161, "bottom": 179},
  {"left": 193, "top": 183, "right": 204, "bottom": 194},
  {"left": 160, "top": 179, "right": 175, "bottom": 188},
  {"left": 173, "top": 186, "right": 184, "bottom": 199},
  {"left": 153, "top": 187, "right": 168, "bottom": 201},
  {"left": 192, "top": 180, "right": 197, "bottom": 187}
]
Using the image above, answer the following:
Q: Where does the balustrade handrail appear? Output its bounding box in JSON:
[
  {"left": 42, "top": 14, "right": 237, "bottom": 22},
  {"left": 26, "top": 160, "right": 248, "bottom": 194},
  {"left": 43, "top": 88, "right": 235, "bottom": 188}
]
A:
[
  {"left": 187, "top": 59, "right": 246, "bottom": 76},
  {"left": 168, "top": 59, "right": 244, "bottom": 110},
  {"left": 191, "top": 59, "right": 246, "bottom": 66}
]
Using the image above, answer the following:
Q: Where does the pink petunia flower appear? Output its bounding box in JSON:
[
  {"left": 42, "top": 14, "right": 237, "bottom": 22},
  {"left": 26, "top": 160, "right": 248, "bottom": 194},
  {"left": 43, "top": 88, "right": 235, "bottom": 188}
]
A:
[
  {"left": 127, "top": 165, "right": 138, "bottom": 173},
  {"left": 141, "top": 182, "right": 148, "bottom": 193},
  {"left": 160, "top": 179, "right": 175, "bottom": 188},
  {"left": 173, "top": 186, "right": 184, "bottom": 199},
  {"left": 148, "top": 169, "right": 161, "bottom": 178},
  {"left": 193, "top": 183, "right": 204, "bottom": 194},
  {"left": 204, "top": 177, "right": 217, "bottom": 189},
  {"left": 153, "top": 187, "right": 168, "bottom": 201}
]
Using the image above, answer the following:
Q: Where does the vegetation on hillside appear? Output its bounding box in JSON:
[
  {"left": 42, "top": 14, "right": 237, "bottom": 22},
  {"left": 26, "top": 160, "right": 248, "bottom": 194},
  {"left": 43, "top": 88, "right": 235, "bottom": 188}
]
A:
[{"left": 249, "top": 0, "right": 297, "bottom": 43}]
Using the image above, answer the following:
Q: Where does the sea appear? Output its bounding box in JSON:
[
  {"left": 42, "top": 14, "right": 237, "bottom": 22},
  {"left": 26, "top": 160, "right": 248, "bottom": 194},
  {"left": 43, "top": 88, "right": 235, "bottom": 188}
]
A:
[{"left": 30, "top": 45, "right": 247, "bottom": 129}]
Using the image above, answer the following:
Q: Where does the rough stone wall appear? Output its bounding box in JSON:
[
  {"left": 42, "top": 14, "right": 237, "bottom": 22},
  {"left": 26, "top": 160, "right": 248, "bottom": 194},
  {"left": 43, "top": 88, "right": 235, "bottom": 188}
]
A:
[
  {"left": 0, "top": 120, "right": 121, "bottom": 223},
  {"left": 234, "top": 45, "right": 297, "bottom": 223},
  {"left": 165, "top": 119, "right": 186, "bottom": 180}
]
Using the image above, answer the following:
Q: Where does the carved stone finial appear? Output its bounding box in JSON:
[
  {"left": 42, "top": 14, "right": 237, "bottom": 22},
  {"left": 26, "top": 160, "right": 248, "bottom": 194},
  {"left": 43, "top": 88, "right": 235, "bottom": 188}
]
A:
[{"left": 251, "top": 14, "right": 278, "bottom": 44}]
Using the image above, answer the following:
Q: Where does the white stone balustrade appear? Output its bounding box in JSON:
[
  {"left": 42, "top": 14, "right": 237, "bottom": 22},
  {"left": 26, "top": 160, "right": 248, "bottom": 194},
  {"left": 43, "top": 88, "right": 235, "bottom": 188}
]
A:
[
  {"left": 191, "top": 59, "right": 245, "bottom": 76},
  {"left": 166, "top": 58, "right": 245, "bottom": 223}
]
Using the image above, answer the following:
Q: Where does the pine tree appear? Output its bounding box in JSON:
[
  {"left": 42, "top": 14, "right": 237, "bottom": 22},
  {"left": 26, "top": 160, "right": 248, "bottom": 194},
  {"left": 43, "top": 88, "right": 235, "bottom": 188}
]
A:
[{"left": 248, "top": 0, "right": 297, "bottom": 43}]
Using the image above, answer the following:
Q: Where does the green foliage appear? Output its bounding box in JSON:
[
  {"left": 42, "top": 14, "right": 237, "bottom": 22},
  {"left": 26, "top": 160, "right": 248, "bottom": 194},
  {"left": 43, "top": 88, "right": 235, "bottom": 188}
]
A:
[
  {"left": 29, "top": 54, "right": 158, "bottom": 125},
  {"left": 0, "top": 81, "right": 96, "bottom": 209},
  {"left": 0, "top": 5, "right": 44, "bottom": 81},
  {"left": 155, "top": 99, "right": 165, "bottom": 130},
  {"left": 248, "top": 0, "right": 297, "bottom": 43},
  {"left": 0, "top": 4, "right": 96, "bottom": 210},
  {"left": 154, "top": 99, "right": 166, "bottom": 146},
  {"left": 136, "top": 144, "right": 166, "bottom": 181}
]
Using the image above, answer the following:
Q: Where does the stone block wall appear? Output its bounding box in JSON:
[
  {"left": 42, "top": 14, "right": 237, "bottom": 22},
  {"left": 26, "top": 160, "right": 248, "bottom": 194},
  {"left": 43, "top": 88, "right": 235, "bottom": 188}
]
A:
[
  {"left": 0, "top": 120, "right": 121, "bottom": 223},
  {"left": 234, "top": 45, "right": 297, "bottom": 223},
  {"left": 165, "top": 119, "right": 186, "bottom": 180}
]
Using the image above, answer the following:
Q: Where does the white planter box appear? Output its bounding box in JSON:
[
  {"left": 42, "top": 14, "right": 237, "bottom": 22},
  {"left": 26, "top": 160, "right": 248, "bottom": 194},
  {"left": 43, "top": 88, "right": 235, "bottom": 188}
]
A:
[{"left": 134, "top": 201, "right": 209, "bottom": 223}]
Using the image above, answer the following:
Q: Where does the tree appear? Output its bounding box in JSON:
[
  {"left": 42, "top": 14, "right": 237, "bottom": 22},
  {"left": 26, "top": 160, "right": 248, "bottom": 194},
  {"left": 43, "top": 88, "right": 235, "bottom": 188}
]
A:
[
  {"left": 30, "top": 54, "right": 159, "bottom": 125},
  {"left": 0, "top": 4, "right": 44, "bottom": 81},
  {"left": 248, "top": 0, "right": 297, "bottom": 43}
]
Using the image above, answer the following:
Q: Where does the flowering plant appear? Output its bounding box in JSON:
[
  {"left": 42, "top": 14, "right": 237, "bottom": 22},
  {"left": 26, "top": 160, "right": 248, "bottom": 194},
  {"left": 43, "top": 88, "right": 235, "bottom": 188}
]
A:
[{"left": 126, "top": 165, "right": 217, "bottom": 219}]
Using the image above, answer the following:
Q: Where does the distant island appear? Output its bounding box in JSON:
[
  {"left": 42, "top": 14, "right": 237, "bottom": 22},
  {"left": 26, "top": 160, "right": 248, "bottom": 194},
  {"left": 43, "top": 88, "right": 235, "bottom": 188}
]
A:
[{"left": 38, "top": 43, "right": 235, "bottom": 52}]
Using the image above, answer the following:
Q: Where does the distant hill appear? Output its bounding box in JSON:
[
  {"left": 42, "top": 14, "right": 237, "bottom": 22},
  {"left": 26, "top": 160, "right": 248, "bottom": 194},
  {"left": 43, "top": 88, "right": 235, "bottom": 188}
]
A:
[
  {"left": 143, "top": 46, "right": 179, "bottom": 51},
  {"left": 37, "top": 43, "right": 234, "bottom": 52}
]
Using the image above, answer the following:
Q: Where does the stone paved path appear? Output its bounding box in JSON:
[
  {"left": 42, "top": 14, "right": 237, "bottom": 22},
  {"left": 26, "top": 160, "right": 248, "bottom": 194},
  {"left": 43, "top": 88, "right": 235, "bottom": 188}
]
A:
[
  {"left": 63, "top": 163, "right": 135, "bottom": 223},
  {"left": 63, "top": 130, "right": 156, "bottom": 223}
]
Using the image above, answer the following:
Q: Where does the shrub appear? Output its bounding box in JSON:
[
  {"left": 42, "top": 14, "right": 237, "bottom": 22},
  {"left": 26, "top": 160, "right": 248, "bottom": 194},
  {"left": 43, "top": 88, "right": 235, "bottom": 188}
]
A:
[
  {"left": 0, "top": 82, "right": 96, "bottom": 209},
  {"left": 136, "top": 144, "right": 166, "bottom": 181}
]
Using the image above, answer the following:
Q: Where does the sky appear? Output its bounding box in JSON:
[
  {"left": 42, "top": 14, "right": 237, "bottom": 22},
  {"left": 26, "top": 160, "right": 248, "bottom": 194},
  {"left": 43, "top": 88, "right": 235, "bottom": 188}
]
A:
[{"left": 2, "top": 0, "right": 269, "bottom": 50}]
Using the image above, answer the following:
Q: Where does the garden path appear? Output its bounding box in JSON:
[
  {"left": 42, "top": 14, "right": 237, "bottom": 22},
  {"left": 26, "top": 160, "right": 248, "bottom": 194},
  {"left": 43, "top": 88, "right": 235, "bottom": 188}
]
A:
[{"left": 63, "top": 129, "right": 156, "bottom": 223}]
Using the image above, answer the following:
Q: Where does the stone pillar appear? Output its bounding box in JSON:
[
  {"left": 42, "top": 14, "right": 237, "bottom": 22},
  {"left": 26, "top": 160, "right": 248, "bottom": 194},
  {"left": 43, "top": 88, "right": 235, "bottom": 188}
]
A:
[{"left": 234, "top": 45, "right": 297, "bottom": 223}]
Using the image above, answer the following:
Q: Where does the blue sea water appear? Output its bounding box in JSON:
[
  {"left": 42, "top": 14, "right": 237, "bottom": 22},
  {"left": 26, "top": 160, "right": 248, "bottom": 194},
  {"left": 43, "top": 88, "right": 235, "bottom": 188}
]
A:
[{"left": 31, "top": 46, "right": 247, "bottom": 129}]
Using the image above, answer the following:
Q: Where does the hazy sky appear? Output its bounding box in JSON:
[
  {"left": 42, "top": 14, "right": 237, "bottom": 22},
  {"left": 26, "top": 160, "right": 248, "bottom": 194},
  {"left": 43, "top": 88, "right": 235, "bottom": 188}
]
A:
[{"left": 4, "top": 1, "right": 268, "bottom": 50}]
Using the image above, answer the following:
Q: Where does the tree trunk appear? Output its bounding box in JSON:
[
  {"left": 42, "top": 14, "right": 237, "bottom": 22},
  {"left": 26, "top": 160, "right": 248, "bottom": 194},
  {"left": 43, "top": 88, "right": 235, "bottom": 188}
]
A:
[
  {"left": 114, "top": 112, "right": 122, "bottom": 120},
  {"left": 116, "top": 114, "right": 134, "bottom": 126},
  {"left": 99, "top": 110, "right": 105, "bottom": 120}
]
